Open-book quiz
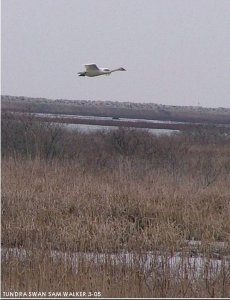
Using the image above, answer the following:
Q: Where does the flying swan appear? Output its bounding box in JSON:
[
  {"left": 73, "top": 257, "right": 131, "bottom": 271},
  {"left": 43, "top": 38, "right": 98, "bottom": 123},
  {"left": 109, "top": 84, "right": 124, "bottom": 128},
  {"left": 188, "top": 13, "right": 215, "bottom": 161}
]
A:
[{"left": 78, "top": 64, "right": 126, "bottom": 77}]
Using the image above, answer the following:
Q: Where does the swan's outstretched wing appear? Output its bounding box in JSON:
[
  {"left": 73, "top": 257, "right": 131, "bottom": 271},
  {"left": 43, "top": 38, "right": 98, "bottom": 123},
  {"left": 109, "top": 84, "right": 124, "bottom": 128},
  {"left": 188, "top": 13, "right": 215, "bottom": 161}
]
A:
[{"left": 84, "top": 64, "right": 100, "bottom": 71}]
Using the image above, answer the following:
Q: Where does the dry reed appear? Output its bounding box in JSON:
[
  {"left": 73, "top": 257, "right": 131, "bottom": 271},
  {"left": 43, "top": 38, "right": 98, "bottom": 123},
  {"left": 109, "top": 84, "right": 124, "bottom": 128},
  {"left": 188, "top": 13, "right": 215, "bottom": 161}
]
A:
[{"left": 1, "top": 116, "right": 230, "bottom": 297}]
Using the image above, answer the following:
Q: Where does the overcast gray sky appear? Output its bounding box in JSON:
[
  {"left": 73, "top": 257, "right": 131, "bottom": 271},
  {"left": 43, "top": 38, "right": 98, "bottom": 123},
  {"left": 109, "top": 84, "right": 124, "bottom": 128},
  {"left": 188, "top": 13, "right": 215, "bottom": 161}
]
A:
[{"left": 1, "top": 0, "right": 230, "bottom": 108}]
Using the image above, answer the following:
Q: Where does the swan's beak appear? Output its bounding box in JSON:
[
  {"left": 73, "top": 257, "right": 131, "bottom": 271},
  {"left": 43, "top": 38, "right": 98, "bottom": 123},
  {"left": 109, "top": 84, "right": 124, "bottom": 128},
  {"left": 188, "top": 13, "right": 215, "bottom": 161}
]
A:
[
  {"left": 120, "top": 68, "right": 126, "bottom": 71},
  {"left": 78, "top": 72, "right": 86, "bottom": 76}
]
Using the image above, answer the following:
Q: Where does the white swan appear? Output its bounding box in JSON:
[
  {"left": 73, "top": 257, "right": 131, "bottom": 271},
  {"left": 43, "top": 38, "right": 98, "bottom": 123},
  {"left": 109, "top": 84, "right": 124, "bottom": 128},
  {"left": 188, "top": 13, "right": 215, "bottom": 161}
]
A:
[{"left": 78, "top": 64, "right": 126, "bottom": 77}]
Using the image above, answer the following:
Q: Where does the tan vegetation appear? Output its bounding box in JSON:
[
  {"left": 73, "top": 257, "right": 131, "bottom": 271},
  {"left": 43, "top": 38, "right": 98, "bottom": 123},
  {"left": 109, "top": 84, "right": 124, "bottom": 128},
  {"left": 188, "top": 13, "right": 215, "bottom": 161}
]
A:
[{"left": 1, "top": 114, "right": 230, "bottom": 298}]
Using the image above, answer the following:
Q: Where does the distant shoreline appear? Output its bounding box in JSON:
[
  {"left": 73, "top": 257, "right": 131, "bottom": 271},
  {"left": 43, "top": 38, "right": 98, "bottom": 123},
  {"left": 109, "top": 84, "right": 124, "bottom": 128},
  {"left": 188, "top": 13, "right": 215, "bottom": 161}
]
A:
[{"left": 2, "top": 95, "right": 230, "bottom": 125}]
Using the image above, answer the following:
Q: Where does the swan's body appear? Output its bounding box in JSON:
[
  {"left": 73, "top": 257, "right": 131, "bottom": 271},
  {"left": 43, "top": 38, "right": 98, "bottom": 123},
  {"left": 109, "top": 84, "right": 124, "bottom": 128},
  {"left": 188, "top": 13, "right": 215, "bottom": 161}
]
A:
[{"left": 78, "top": 64, "right": 126, "bottom": 77}]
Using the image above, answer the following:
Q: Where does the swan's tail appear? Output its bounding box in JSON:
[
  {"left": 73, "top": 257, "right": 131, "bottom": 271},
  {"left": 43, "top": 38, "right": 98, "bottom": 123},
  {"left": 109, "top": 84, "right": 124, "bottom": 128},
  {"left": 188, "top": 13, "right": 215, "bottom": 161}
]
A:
[{"left": 78, "top": 72, "right": 86, "bottom": 76}]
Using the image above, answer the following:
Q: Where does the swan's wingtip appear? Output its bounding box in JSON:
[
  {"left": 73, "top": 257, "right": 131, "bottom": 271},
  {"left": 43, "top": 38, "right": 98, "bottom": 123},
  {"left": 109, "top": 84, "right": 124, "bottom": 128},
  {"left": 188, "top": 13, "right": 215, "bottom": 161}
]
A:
[{"left": 84, "top": 63, "right": 96, "bottom": 66}]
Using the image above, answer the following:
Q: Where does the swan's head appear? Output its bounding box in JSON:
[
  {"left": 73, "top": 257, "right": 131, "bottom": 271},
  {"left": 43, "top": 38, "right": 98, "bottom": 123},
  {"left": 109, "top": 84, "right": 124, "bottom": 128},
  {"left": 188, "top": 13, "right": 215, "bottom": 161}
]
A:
[{"left": 118, "top": 67, "right": 126, "bottom": 71}]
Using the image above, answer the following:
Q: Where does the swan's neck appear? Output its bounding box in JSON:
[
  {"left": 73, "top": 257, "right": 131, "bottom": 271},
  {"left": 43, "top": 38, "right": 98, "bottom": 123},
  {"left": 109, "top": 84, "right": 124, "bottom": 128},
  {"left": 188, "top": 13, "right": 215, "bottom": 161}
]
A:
[{"left": 110, "top": 68, "right": 121, "bottom": 73}]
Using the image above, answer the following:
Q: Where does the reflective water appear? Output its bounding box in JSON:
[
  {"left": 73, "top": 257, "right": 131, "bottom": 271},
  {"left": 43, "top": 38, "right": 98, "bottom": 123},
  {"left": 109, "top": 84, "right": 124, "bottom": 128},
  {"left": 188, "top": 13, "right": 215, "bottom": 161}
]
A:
[
  {"left": 61, "top": 123, "right": 179, "bottom": 135},
  {"left": 34, "top": 113, "right": 186, "bottom": 125},
  {"left": 2, "top": 247, "right": 229, "bottom": 281}
]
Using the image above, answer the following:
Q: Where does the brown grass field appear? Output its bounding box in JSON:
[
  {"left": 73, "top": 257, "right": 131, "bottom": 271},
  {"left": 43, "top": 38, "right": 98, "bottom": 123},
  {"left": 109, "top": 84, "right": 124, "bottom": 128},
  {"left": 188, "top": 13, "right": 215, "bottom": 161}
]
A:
[{"left": 1, "top": 114, "right": 230, "bottom": 298}]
